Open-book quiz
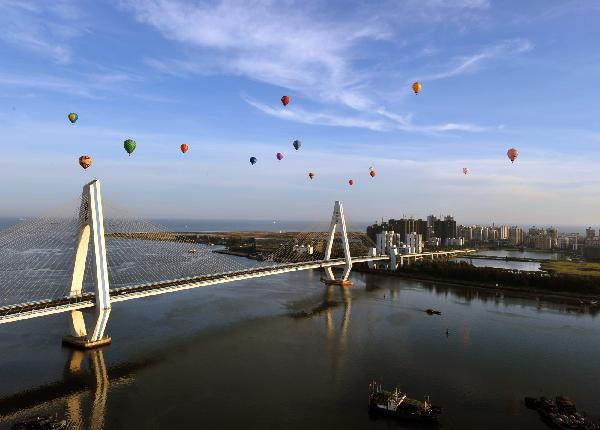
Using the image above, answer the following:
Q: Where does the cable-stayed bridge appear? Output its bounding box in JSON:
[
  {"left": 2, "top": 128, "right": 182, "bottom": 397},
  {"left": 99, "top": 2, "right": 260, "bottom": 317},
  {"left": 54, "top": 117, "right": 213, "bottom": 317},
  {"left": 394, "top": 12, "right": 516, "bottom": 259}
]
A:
[
  {"left": 0, "top": 180, "right": 471, "bottom": 349},
  {"left": 0, "top": 180, "right": 394, "bottom": 348}
]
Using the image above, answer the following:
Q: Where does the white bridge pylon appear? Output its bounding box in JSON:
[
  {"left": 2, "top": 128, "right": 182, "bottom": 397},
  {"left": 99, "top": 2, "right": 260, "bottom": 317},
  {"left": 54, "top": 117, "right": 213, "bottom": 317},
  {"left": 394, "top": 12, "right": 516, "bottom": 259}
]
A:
[
  {"left": 322, "top": 201, "right": 353, "bottom": 286},
  {"left": 63, "top": 179, "right": 112, "bottom": 349}
]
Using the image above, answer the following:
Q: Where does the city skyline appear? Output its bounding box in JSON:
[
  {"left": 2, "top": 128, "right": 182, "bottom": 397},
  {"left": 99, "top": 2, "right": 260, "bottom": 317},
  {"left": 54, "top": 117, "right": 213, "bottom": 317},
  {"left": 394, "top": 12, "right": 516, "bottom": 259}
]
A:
[{"left": 1, "top": 1, "right": 600, "bottom": 223}]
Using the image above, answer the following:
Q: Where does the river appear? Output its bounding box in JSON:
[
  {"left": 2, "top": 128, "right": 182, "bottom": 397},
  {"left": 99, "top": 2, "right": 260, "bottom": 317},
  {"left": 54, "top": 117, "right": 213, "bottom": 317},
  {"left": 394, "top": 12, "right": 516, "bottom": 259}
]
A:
[
  {"left": 1, "top": 268, "right": 599, "bottom": 429},
  {"left": 456, "top": 249, "right": 561, "bottom": 272}
]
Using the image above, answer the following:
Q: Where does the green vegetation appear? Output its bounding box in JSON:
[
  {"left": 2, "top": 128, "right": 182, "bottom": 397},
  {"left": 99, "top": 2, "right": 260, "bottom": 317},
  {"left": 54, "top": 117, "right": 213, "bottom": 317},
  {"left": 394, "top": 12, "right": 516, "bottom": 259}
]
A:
[
  {"left": 357, "top": 261, "right": 600, "bottom": 297},
  {"left": 541, "top": 260, "right": 600, "bottom": 277}
]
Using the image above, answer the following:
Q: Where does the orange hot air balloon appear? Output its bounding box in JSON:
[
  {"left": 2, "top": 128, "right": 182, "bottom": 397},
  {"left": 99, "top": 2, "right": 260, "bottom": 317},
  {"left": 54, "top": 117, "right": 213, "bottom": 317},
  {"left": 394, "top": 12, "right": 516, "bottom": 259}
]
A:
[
  {"left": 370, "top": 170, "right": 376, "bottom": 178},
  {"left": 308, "top": 172, "right": 315, "bottom": 180},
  {"left": 181, "top": 144, "right": 188, "bottom": 154},
  {"left": 281, "top": 95, "right": 290, "bottom": 106},
  {"left": 507, "top": 148, "right": 519, "bottom": 163},
  {"left": 348, "top": 179, "right": 354, "bottom": 186},
  {"left": 79, "top": 155, "right": 92, "bottom": 170},
  {"left": 463, "top": 167, "right": 470, "bottom": 175},
  {"left": 412, "top": 81, "right": 422, "bottom": 95}
]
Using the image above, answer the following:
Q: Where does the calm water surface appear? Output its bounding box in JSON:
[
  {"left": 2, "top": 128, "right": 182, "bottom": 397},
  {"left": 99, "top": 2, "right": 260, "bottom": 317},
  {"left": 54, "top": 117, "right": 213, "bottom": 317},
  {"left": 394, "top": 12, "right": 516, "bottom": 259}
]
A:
[
  {"left": 456, "top": 249, "right": 561, "bottom": 271},
  {"left": 0, "top": 269, "right": 599, "bottom": 429}
]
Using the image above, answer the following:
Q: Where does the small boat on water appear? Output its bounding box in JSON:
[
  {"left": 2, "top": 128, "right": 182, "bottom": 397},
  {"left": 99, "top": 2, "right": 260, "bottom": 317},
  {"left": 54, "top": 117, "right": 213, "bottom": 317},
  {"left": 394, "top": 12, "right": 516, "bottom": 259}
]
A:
[
  {"left": 425, "top": 309, "right": 441, "bottom": 316},
  {"left": 12, "top": 415, "right": 67, "bottom": 430},
  {"left": 524, "top": 396, "right": 599, "bottom": 430},
  {"left": 368, "top": 381, "right": 442, "bottom": 423},
  {"left": 188, "top": 248, "right": 198, "bottom": 254}
]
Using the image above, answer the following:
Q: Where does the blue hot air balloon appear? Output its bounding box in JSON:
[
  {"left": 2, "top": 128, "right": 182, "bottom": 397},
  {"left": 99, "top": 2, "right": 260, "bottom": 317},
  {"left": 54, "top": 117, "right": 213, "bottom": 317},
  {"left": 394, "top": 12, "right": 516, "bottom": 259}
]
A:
[
  {"left": 293, "top": 140, "right": 301, "bottom": 150},
  {"left": 250, "top": 156, "right": 257, "bottom": 165}
]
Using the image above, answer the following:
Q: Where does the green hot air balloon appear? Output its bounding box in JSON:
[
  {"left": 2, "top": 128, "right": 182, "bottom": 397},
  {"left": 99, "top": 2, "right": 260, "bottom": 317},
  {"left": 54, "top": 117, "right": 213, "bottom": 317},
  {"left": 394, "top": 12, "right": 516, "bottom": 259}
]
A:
[{"left": 123, "top": 139, "right": 137, "bottom": 156}]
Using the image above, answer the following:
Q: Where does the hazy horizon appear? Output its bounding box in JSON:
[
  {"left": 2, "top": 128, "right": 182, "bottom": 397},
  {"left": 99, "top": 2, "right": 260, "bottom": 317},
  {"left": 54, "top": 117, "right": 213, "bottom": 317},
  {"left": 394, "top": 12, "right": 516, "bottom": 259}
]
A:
[{"left": 1, "top": 1, "right": 599, "bottom": 224}]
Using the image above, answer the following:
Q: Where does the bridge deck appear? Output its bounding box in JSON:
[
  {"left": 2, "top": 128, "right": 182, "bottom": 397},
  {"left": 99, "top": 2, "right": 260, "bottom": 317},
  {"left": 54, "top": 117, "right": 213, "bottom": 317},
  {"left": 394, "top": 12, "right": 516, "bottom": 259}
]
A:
[{"left": 0, "top": 256, "right": 389, "bottom": 324}]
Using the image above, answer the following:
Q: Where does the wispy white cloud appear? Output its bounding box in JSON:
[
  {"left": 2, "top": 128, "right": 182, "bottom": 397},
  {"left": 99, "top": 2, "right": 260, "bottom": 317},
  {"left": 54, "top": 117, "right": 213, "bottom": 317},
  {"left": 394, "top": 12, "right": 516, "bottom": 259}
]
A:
[
  {"left": 243, "top": 95, "right": 387, "bottom": 131},
  {"left": 0, "top": 0, "right": 84, "bottom": 63},
  {"left": 244, "top": 96, "right": 491, "bottom": 134},
  {"left": 127, "top": 1, "right": 527, "bottom": 133},
  {"left": 124, "top": 0, "right": 388, "bottom": 112},
  {"left": 419, "top": 38, "right": 534, "bottom": 81}
]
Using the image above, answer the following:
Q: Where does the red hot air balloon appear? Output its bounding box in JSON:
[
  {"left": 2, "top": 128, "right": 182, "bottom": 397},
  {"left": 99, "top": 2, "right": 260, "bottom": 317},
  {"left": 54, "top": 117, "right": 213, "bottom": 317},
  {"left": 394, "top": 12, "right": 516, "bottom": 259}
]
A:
[
  {"left": 463, "top": 167, "right": 470, "bottom": 175},
  {"left": 370, "top": 170, "right": 376, "bottom": 178},
  {"left": 308, "top": 172, "right": 315, "bottom": 180},
  {"left": 276, "top": 152, "right": 284, "bottom": 160},
  {"left": 348, "top": 179, "right": 354, "bottom": 186},
  {"left": 507, "top": 148, "right": 519, "bottom": 163},
  {"left": 281, "top": 95, "right": 290, "bottom": 106},
  {"left": 181, "top": 144, "right": 188, "bottom": 154}
]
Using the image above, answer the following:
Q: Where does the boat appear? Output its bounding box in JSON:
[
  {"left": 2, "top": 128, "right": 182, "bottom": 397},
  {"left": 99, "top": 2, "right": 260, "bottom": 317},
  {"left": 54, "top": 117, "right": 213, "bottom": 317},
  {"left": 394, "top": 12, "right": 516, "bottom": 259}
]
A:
[
  {"left": 525, "top": 396, "right": 599, "bottom": 430},
  {"left": 368, "top": 381, "right": 442, "bottom": 423},
  {"left": 425, "top": 309, "right": 441, "bottom": 316},
  {"left": 188, "top": 248, "right": 198, "bottom": 254},
  {"left": 12, "top": 415, "right": 67, "bottom": 430}
]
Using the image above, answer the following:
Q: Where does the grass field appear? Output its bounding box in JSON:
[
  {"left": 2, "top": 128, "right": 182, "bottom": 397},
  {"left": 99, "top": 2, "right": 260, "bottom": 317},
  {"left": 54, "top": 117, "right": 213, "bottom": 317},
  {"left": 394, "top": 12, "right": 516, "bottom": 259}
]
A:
[{"left": 541, "top": 260, "right": 600, "bottom": 277}]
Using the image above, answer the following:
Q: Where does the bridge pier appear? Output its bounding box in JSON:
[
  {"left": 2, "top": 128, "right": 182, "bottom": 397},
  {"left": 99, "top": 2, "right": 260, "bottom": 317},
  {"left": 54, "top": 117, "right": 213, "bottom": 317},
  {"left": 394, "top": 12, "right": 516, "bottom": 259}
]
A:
[
  {"left": 367, "top": 248, "right": 377, "bottom": 269},
  {"left": 63, "top": 180, "right": 112, "bottom": 349},
  {"left": 321, "top": 201, "right": 353, "bottom": 286}
]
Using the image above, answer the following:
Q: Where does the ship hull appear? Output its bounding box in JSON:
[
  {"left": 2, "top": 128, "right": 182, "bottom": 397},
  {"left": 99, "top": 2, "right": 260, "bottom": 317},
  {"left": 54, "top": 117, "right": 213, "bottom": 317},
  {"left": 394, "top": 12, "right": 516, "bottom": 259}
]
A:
[{"left": 369, "top": 404, "right": 441, "bottom": 423}]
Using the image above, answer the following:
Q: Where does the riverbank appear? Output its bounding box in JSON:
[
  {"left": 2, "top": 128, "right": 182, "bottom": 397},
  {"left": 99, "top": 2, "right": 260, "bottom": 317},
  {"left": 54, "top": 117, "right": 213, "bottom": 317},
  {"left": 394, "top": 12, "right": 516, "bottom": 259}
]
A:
[{"left": 353, "top": 265, "right": 600, "bottom": 303}]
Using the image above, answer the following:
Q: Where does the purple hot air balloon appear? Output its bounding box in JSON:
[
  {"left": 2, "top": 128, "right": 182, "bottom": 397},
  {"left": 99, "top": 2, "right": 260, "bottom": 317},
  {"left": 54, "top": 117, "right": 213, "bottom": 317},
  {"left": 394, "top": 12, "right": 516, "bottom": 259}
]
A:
[{"left": 276, "top": 152, "right": 284, "bottom": 161}]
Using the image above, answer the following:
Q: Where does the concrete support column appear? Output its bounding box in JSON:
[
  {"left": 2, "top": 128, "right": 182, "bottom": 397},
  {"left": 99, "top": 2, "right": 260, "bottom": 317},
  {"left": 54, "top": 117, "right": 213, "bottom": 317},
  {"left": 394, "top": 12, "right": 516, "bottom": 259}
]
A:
[
  {"left": 368, "top": 247, "right": 377, "bottom": 269},
  {"left": 63, "top": 179, "right": 112, "bottom": 349}
]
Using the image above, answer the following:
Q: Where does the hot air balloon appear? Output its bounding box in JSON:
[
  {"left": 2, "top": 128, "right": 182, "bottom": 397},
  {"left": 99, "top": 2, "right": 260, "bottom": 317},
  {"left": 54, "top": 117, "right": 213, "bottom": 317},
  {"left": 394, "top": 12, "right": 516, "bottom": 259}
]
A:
[
  {"left": 180, "top": 144, "right": 188, "bottom": 154},
  {"left": 281, "top": 95, "right": 290, "bottom": 106},
  {"left": 68, "top": 112, "right": 78, "bottom": 124},
  {"left": 370, "top": 170, "right": 376, "bottom": 178},
  {"left": 293, "top": 140, "right": 301, "bottom": 150},
  {"left": 308, "top": 172, "right": 315, "bottom": 180},
  {"left": 412, "top": 81, "right": 422, "bottom": 95},
  {"left": 276, "top": 152, "right": 284, "bottom": 161},
  {"left": 79, "top": 155, "right": 92, "bottom": 170},
  {"left": 507, "top": 148, "right": 519, "bottom": 163},
  {"left": 123, "top": 139, "right": 136, "bottom": 156},
  {"left": 250, "top": 156, "right": 257, "bottom": 165},
  {"left": 348, "top": 179, "right": 354, "bottom": 186},
  {"left": 463, "top": 167, "right": 470, "bottom": 175}
]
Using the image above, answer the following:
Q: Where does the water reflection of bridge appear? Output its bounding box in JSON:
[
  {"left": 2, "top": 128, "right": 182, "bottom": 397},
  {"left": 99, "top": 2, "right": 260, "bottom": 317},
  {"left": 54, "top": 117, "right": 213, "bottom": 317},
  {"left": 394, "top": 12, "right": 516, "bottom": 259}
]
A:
[{"left": 0, "top": 348, "right": 123, "bottom": 429}]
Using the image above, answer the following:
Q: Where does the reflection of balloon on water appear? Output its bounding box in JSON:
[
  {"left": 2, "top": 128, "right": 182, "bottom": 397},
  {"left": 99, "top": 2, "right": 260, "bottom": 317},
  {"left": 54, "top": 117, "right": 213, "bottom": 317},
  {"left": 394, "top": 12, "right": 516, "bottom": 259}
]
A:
[
  {"left": 348, "top": 179, "right": 354, "bottom": 186},
  {"left": 180, "top": 144, "right": 188, "bottom": 154},
  {"left": 281, "top": 95, "right": 290, "bottom": 106},
  {"left": 412, "top": 81, "right": 422, "bottom": 95},
  {"left": 68, "top": 112, "right": 78, "bottom": 124},
  {"left": 123, "top": 139, "right": 136, "bottom": 156},
  {"left": 463, "top": 167, "right": 470, "bottom": 175},
  {"left": 308, "top": 172, "right": 315, "bottom": 180},
  {"left": 250, "top": 156, "right": 257, "bottom": 165},
  {"left": 507, "top": 148, "right": 519, "bottom": 163},
  {"left": 293, "top": 140, "right": 301, "bottom": 150},
  {"left": 276, "top": 152, "right": 284, "bottom": 161},
  {"left": 79, "top": 155, "right": 92, "bottom": 170},
  {"left": 370, "top": 170, "right": 376, "bottom": 177}
]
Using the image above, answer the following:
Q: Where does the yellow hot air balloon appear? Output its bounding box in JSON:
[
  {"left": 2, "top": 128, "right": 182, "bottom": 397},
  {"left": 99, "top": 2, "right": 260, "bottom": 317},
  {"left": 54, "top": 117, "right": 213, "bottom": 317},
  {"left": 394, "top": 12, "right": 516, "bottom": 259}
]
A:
[{"left": 412, "top": 81, "right": 422, "bottom": 95}]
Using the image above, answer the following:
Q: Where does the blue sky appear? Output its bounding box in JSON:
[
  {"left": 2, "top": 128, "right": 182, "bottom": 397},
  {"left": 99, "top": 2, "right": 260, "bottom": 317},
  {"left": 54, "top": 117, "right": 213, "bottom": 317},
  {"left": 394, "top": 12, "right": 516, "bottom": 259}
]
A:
[{"left": 1, "top": 0, "right": 600, "bottom": 225}]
